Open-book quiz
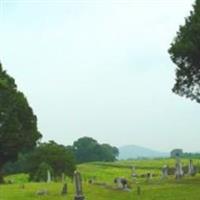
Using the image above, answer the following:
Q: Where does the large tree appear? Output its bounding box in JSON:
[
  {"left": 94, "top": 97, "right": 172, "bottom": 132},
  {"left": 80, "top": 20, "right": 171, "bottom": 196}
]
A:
[
  {"left": 73, "top": 137, "right": 119, "bottom": 163},
  {"left": 0, "top": 63, "right": 41, "bottom": 182},
  {"left": 27, "top": 141, "right": 76, "bottom": 181},
  {"left": 168, "top": 0, "right": 200, "bottom": 102}
]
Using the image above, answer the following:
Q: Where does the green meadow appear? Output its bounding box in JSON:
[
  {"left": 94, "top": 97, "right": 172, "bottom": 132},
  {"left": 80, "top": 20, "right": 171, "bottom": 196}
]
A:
[{"left": 1, "top": 159, "right": 200, "bottom": 200}]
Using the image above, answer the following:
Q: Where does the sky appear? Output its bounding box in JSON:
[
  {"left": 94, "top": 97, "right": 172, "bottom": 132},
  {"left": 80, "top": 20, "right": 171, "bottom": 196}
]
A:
[{"left": 0, "top": 0, "right": 199, "bottom": 152}]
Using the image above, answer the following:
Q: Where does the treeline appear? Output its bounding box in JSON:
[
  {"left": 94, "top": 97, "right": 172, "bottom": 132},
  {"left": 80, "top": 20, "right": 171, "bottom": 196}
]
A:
[
  {"left": 181, "top": 152, "right": 200, "bottom": 159},
  {"left": 2, "top": 137, "right": 119, "bottom": 181},
  {"left": 72, "top": 137, "right": 119, "bottom": 163}
]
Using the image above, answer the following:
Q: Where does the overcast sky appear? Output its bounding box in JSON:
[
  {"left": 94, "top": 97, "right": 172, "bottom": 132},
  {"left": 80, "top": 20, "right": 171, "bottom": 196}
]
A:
[{"left": 0, "top": 0, "right": 199, "bottom": 152}]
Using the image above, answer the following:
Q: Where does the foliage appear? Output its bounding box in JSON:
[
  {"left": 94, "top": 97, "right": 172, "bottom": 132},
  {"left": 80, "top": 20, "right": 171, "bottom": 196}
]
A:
[
  {"left": 33, "top": 162, "right": 53, "bottom": 182},
  {"left": 73, "top": 137, "right": 119, "bottom": 163},
  {"left": 100, "top": 144, "right": 119, "bottom": 161},
  {"left": 182, "top": 152, "right": 200, "bottom": 158},
  {"left": 27, "top": 141, "right": 76, "bottom": 181},
  {"left": 169, "top": 0, "right": 200, "bottom": 102},
  {"left": 2, "top": 153, "right": 30, "bottom": 174},
  {"left": 0, "top": 63, "right": 41, "bottom": 182}
]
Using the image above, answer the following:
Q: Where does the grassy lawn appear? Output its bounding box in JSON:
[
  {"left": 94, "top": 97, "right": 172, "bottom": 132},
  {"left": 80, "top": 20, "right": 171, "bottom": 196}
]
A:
[{"left": 1, "top": 159, "right": 200, "bottom": 200}]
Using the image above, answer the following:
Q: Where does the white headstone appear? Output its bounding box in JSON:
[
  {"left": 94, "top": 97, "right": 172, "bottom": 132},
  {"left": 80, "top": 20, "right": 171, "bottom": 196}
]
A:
[
  {"left": 132, "top": 166, "right": 136, "bottom": 173},
  {"left": 146, "top": 172, "right": 152, "bottom": 182},
  {"left": 188, "top": 159, "right": 196, "bottom": 176},
  {"left": 175, "top": 158, "right": 184, "bottom": 179},
  {"left": 117, "top": 178, "right": 123, "bottom": 189},
  {"left": 74, "top": 171, "right": 85, "bottom": 200},
  {"left": 47, "top": 170, "right": 51, "bottom": 183},
  {"left": 131, "top": 166, "right": 137, "bottom": 179},
  {"left": 161, "top": 165, "right": 168, "bottom": 179}
]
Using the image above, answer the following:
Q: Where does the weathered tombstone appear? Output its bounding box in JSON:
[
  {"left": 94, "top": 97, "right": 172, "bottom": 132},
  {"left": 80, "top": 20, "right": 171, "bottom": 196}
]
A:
[
  {"left": 188, "top": 159, "right": 196, "bottom": 176},
  {"left": 114, "top": 177, "right": 128, "bottom": 189},
  {"left": 74, "top": 171, "right": 85, "bottom": 200},
  {"left": 121, "top": 178, "right": 128, "bottom": 189},
  {"left": 61, "top": 183, "right": 67, "bottom": 195},
  {"left": 146, "top": 172, "right": 152, "bottom": 182},
  {"left": 116, "top": 178, "right": 123, "bottom": 189},
  {"left": 131, "top": 166, "right": 137, "bottom": 179},
  {"left": 132, "top": 166, "right": 136, "bottom": 173},
  {"left": 47, "top": 170, "right": 51, "bottom": 183},
  {"left": 175, "top": 158, "right": 184, "bottom": 180},
  {"left": 114, "top": 177, "right": 123, "bottom": 189},
  {"left": 161, "top": 165, "right": 168, "bottom": 179}
]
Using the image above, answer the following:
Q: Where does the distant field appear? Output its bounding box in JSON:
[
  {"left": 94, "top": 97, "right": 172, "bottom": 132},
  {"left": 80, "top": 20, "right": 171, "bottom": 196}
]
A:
[
  {"left": 1, "top": 158, "right": 200, "bottom": 200},
  {"left": 78, "top": 158, "right": 200, "bottom": 181}
]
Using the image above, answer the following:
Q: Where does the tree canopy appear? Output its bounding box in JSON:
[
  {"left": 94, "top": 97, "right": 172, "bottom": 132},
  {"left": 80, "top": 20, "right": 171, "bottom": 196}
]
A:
[
  {"left": 73, "top": 137, "right": 119, "bottom": 163},
  {"left": 27, "top": 141, "right": 76, "bottom": 181},
  {"left": 168, "top": 0, "right": 200, "bottom": 102},
  {"left": 0, "top": 63, "right": 41, "bottom": 181}
]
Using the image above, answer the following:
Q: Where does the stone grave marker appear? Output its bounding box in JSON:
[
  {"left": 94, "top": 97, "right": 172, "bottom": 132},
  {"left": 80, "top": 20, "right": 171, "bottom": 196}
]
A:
[
  {"left": 146, "top": 172, "right": 152, "bottom": 182},
  {"left": 131, "top": 166, "right": 137, "bottom": 179},
  {"left": 175, "top": 158, "right": 184, "bottom": 180},
  {"left": 115, "top": 178, "right": 122, "bottom": 189},
  {"left": 114, "top": 177, "right": 128, "bottom": 190},
  {"left": 188, "top": 159, "right": 196, "bottom": 176},
  {"left": 161, "top": 165, "right": 168, "bottom": 179},
  {"left": 61, "top": 183, "right": 67, "bottom": 195},
  {"left": 74, "top": 171, "right": 85, "bottom": 200},
  {"left": 47, "top": 170, "right": 51, "bottom": 183}
]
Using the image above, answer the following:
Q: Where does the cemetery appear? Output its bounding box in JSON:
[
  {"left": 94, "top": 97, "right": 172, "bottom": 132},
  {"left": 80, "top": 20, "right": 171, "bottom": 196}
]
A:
[
  {"left": 1, "top": 158, "right": 200, "bottom": 200},
  {"left": 1, "top": 1, "right": 200, "bottom": 200}
]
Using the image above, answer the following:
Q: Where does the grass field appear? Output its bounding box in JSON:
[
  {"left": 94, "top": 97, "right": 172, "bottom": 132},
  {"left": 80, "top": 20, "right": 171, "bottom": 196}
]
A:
[{"left": 1, "top": 158, "right": 200, "bottom": 200}]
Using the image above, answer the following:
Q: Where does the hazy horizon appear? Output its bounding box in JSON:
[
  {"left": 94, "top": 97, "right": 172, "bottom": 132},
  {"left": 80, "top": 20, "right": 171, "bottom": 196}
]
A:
[{"left": 1, "top": 0, "right": 199, "bottom": 152}]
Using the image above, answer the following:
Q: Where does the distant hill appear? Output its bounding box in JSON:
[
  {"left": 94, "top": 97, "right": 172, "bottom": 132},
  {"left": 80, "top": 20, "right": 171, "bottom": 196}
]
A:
[{"left": 118, "top": 145, "right": 169, "bottom": 159}]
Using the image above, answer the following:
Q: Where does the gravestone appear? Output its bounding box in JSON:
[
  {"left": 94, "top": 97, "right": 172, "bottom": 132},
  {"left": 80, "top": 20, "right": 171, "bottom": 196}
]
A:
[
  {"left": 161, "top": 165, "right": 168, "bottom": 179},
  {"left": 74, "top": 171, "right": 85, "bottom": 200},
  {"left": 175, "top": 158, "right": 184, "bottom": 180},
  {"left": 114, "top": 177, "right": 128, "bottom": 189},
  {"left": 131, "top": 166, "right": 137, "bottom": 179},
  {"left": 188, "top": 159, "right": 196, "bottom": 176},
  {"left": 61, "top": 183, "right": 67, "bottom": 195},
  {"left": 132, "top": 166, "right": 136, "bottom": 173},
  {"left": 146, "top": 172, "right": 152, "bottom": 182},
  {"left": 116, "top": 178, "right": 123, "bottom": 189},
  {"left": 121, "top": 178, "right": 128, "bottom": 189},
  {"left": 47, "top": 170, "right": 51, "bottom": 183}
]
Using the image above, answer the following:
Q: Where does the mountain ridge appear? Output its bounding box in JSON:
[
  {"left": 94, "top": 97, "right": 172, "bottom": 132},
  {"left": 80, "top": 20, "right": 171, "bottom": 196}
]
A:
[{"left": 118, "top": 145, "right": 169, "bottom": 159}]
